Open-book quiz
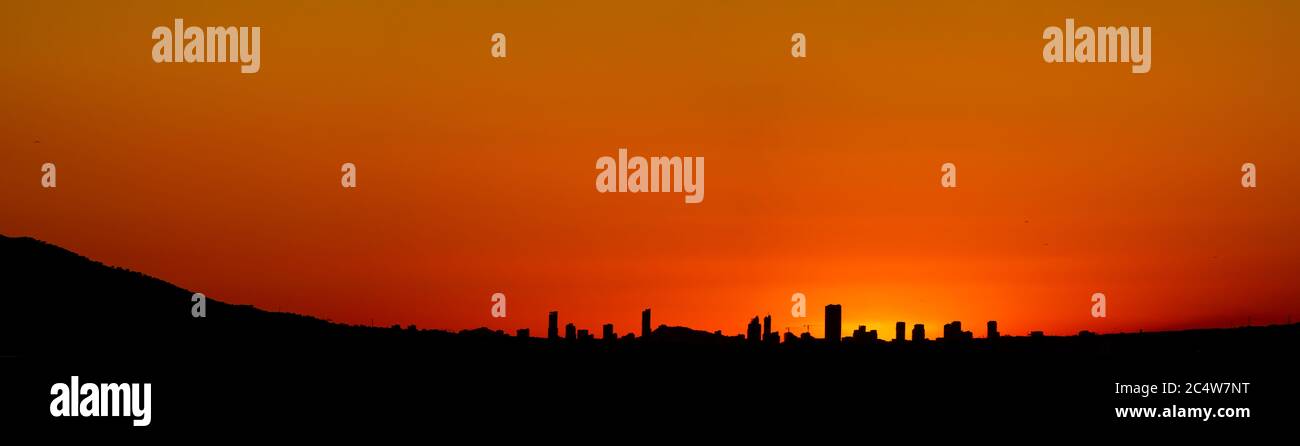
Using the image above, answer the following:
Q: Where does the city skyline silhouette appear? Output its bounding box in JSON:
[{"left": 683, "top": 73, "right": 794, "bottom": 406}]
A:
[
  {"left": 4, "top": 232, "right": 1296, "bottom": 432},
  {"left": 1, "top": 234, "right": 1291, "bottom": 350}
]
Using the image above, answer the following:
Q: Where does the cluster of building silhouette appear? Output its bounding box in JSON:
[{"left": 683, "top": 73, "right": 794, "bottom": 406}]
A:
[
  {"left": 523, "top": 303, "right": 1006, "bottom": 344},
  {"left": 518, "top": 308, "right": 658, "bottom": 341}
]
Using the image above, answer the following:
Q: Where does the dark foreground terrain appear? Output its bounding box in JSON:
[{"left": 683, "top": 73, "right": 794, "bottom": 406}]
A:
[{"left": 1, "top": 235, "right": 1293, "bottom": 436}]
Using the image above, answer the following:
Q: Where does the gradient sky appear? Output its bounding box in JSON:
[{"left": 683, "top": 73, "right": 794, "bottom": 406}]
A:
[{"left": 2, "top": 0, "right": 1298, "bottom": 338}]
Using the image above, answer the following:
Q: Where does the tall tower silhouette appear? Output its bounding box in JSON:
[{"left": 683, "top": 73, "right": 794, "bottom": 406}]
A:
[
  {"left": 565, "top": 323, "right": 576, "bottom": 340},
  {"left": 603, "top": 323, "right": 615, "bottom": 340},
  {"left": 895, "top": 321, "right": 906, "bottom": 342},
  {"left": 642, "top": 308, "right": 651, "bottom": 338},
  {"left": 548, "top": 311, "right": 559, "bottom": 340},
  {"left": 912, "top": 323, "right": 925, "bottom": 341},
  {"left": 987, "top": 320, "right": 999, "bottom": 339},
  {"left": 747, "top": 316, "right": 762, "bottom": 342},
  {"left": 763, "top": 315, "right": 772, "bottom": 341},
  {"left": 825, "top": 304, "right": 842, "bottom": 342}
]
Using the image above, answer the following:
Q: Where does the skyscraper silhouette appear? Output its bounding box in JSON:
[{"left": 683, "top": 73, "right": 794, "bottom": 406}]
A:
[
  {"left": 825, "top": 304, "right": 842, "bottom": 342},
  {"left": 896, "top": 321, "right": 906, "bottom": 342},
  {"left": 943, "top": 321, "right": 970, "bottom": 341},
  {"left": 747, "top": 316, "right": 762, "bottom": 343},
  {"left": 912, "top": 323, "right": 925, "bottom": 341},
  {"left": 603, "top": 323, "right": 615, "bottom": 340},
  {"left": 548, "top": 311, "right": 559, "bottom": 340},
  {"left": 763, "top": 315, "right": 772, "bottom": 341},
  {"left": 642, "top": 308, "right": 651, "bottom": 338},
  {"left": 565, "top": 323, "right": 576, "bottom": 341},
  {"left": 987, "top": 320, "right": 999, "bottom": 339}
]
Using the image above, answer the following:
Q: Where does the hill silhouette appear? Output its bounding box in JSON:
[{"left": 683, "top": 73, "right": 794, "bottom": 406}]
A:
[{"left": 0, "top": 234, "right": 450, "bottom": 355}]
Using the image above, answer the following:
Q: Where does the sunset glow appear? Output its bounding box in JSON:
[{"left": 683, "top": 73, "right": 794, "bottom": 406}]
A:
[{"left": 3, "top": 0, "right": 1297, "bottom": 338}]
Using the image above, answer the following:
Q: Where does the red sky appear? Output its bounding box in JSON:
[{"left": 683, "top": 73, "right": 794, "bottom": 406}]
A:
[{"left": 2, "top": 1, "right": 1298, "bottom": 337}]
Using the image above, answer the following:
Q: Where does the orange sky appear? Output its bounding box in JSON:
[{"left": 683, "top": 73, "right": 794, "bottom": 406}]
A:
[{"left": 2, "top": 1, "right": 1298, "bottom": 337}]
